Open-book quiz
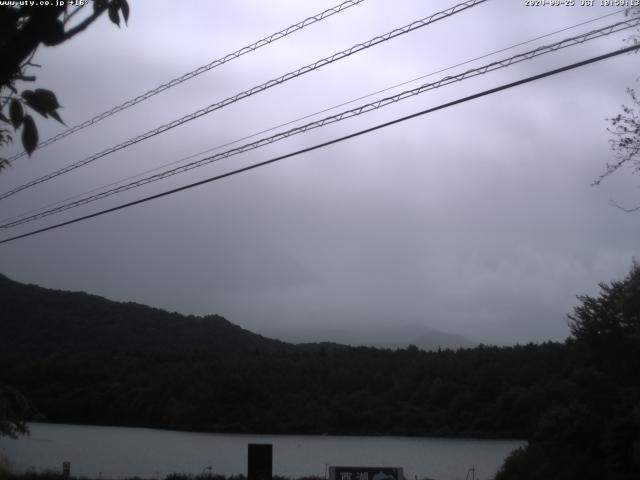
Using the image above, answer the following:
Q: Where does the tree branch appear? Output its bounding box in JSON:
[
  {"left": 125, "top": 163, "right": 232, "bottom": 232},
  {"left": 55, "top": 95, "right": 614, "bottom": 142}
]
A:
[
  {"left": 610, "top": 198, "right": 640, "bottom": 212},
  {"left": 62, "top": 4, "right": 86, "bottom": 26},
  {"left": 54, "top": 4, "right": 109, "bottom": 45}
]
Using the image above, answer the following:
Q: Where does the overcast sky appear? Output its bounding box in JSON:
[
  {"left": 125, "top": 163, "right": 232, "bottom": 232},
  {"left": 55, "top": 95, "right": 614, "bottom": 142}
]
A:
[{"left": 1, "top": 0, "right": 639, "bottom": 345}]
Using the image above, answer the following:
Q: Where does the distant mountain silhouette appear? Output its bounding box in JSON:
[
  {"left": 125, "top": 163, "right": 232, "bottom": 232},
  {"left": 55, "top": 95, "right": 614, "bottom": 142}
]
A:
[
  {"left": 365, "top": 324, "right": 475, "bottom": 350},
  {"left": 1, "top": 273, "right": 472, "bottom": 358},
  {"left": 0, "top": 273, "right": 290, "bottom": 357},
  {"left": 265, "top": 323, "right": 475, "bottom": 351}
]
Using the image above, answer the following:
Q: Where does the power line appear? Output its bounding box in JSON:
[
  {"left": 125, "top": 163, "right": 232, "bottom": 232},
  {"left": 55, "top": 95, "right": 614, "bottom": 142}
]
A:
[
  {"left": 4, "top": 16, "right": 635, "bottom": 228},
  {"left": 3, "top": 16, "right": 637, "bottom": 230},
  {"left": 6, "top": 0, "right": 366, "bottom": 161},
  {"left": 1, "top": 44, "right": 637, "bottom": 246},
  {"left": 0, "top": 0, "right": 488, "bottom": 201},
  {"left": 3, "top": 6, "right": 626, "bottom": 227}
]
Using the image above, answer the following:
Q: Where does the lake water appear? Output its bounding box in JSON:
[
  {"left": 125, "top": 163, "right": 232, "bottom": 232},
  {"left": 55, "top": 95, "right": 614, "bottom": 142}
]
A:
[{"left": 0, "top": 424, "right": 525, "bottom": 480}]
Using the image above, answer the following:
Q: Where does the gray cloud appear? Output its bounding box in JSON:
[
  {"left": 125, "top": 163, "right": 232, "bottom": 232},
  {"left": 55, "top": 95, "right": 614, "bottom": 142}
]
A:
[{"left": 1, "top": 0, "right": 639, "bottom": 345}]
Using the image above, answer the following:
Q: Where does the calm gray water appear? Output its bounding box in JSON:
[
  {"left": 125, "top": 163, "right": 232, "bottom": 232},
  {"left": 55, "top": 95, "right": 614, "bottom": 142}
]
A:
[{"left": 0, "top": 424, "right": 525, "bottom": 480}]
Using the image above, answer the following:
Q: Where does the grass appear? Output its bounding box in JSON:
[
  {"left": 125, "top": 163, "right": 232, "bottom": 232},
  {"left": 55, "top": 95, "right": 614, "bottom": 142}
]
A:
[{"left": 1, "top": 473, "right": 325, "bottom": 480}]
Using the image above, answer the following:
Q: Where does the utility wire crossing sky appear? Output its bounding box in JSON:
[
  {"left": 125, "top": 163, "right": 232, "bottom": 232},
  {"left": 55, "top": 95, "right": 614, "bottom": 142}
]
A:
[
  {"left": 0, "top": 0, "right": 487, "bottom": 201},
  {"left": 0, "top": 6, "right": 628, "bottom": 227},
  {"left": 1, "top": 42, "right": 637, "bottom": 245},
  {"left": 1, "top": 14, "right": 637, "bottom": 231},
  {"left": 2, "top": 0, "right": 639, "bottom": 346},
  {"left": 6, "top": 0, "right": 367, "bottom": 162}
]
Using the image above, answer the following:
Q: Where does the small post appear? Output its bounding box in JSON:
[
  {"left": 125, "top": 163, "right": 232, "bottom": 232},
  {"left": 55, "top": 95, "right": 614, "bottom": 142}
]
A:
[
  {"left": 248, "top": 444, "right": 272, "bottom": 480},
  {"left": 62, "top": 461, "right": 71, "bottom": 478}
]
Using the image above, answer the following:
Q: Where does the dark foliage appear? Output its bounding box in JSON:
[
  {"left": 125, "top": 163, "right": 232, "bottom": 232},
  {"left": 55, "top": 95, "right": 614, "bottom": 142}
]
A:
[
  {"left": 0, "top": 274, "right": 290, "bottom": 357},
  {"left": 1, "top": 273, "right": 565, "bottom": 438},
  {"left": 0, "top": 474, "right": 321, "bottom": 480},
  {"left": 0, "top": 341, "right": 572, "bottom": 438},
  {"left": 496, "top": 263, "right": 640, "bottom": 480},
  {"left": 0, "top": 384, "right": 38, "bottom": 438},
  {"left": 1, "top": 267, "right": 639, "bottom": 478},
  {"left": 0, "top": 1, "right": 128, "bottom": 167},
  {"left": 597, "top": 8, "right": 640, "bottom": 201}
]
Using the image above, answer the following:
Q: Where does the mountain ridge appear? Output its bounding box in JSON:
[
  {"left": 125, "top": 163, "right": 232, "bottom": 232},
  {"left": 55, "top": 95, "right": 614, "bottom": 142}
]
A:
[
  {"left": 1, "top": 273, "right": 476, "bottom": 357},
  {"left": 259, "top": 322, "right": 475, "bottom": 351},
  {"left": 0, "top": 273, "right": 290, "bottom": 356}
]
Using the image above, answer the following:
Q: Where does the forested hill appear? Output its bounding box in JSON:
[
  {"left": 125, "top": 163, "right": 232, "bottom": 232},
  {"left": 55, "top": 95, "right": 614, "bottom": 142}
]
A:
[
  {"left": 0, "top": 273, "right": 290, "bottom": 356},
  {"left": 0, "top": 272, "right": 568, "bottom": 439},
  {"left": 2, "top": 268, "right": 639, "bottom": 478}
]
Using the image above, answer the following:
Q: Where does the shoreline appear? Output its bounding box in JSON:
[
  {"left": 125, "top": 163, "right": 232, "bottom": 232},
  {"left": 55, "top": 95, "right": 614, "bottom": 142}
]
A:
[{"left": 19, "top": 422, "right": 527, "bottom": 443}]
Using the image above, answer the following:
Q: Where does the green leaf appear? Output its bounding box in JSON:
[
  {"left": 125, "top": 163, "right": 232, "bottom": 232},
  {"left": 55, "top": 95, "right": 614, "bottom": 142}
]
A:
[
  {"left": 108, "top": 3, "right": 120, "bottom": 26},
  {"left": 21, "top": 115, "right": 38, "bottom": 156},
  {"left": 49, "top": 109, "right": 65, "bottom": 126},
  {"left": 23, "top": 89, "right": 64, "bottom": 123},
  {"left": 9, "top": 99, "right": 23, "bottom": 129},
  {"left": 120, "top": 0, "right": 129, "bottom": 24},
  {"left": 34, "top": 89, "right": 61, "bottom": 110},
  {"left": 22, "top": 90, "right": 46, "bottom": 118}
]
